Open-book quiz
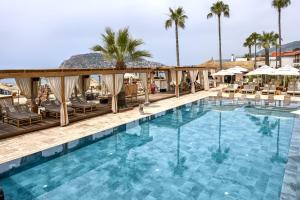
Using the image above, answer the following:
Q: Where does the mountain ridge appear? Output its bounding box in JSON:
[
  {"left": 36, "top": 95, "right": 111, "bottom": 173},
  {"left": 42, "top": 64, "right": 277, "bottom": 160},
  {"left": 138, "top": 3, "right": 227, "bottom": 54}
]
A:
[
  {"left": 60, "top": 53, "right": 165, "bottom": 69},
  {"left": 257, "top": 41, "right": 300, "bottom": 55}
]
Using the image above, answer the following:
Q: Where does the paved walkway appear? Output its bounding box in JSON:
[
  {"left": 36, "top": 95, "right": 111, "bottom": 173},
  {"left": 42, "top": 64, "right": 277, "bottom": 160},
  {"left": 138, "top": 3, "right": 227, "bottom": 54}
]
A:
[{"left": 0, "top": 91, "right": 211, "bottom": 165}]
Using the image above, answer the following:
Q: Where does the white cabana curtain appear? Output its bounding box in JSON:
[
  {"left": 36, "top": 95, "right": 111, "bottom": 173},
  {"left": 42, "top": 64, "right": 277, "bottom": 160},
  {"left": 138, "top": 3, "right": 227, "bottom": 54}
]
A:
[
  {"left": 203, "top": 70, "right": 209, "bottom": 91},
  {"left": 170, "top": 70, "right": 183, "bottom": 85},
  {"left": 15, "top": 78, "right": 32, "bottom": 99},
  {"left": 102, "top": 74, "right": 123, "bottom": 113},
  {"left": 189, "top": 70, "right": 198, "bottom": 93},
  {"left": 210, "top": 69, "right": 217, "bottom": 87},
  {"left": 47, "top": 76, "right": 78, "bottom": 126},
  {"left": 170, "top": 70, "right": 176, "bottom": 85},
  {"left": 171, "top": 70, "right": 182, "bottom": 97},
  {"left": 77, "top": 76, "right": 91, "bottom": 95},
  {"left": 139, "top": 73, "right": 149, "bottom": 104}
]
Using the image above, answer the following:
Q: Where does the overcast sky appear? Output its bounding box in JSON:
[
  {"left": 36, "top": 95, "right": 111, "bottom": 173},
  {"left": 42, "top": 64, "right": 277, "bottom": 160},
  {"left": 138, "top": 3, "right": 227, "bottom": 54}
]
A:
[{"left": 0, "top": 0, "right": 299, "bottom": 69}]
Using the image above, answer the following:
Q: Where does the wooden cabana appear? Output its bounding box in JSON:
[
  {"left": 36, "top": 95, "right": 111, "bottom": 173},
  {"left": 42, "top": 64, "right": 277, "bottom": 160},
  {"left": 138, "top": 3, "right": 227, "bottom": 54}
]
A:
[{"left": 0, "top": 66, "right": 213, "bottom": 127}]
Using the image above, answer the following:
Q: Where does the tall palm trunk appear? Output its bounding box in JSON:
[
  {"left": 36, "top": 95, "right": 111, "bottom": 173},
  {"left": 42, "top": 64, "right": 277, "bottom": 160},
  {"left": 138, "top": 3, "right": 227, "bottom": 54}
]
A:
[
  {"left": 218, "top": 15, "right": 223, "bottom": 70},
  {"left": 265, "top": 48, "right": 270, "bottom": 66},
  {"left": 116, "top": 62, "right": 127, "bottom": 109},
  {"left": 275, "top": 45, "right": 278, "bottom": 68},
  {"left": 175, "top": 23, "right": 180, "bottom": 66},
  {"left": 254, "top": 43, "right": 257, "bottom": 69},
  {"left": 278, "top": 9, "right": 282, "bottom": 68},
  {"left": 248, "top": 46, "right": 252, "bottom": 61}
]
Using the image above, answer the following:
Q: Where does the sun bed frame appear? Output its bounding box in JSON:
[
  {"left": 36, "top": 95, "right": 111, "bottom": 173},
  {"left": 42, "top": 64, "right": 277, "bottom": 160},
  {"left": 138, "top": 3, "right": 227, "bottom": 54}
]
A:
[
  {"left": 241, "top": 85, "right": 256, "bottom": 94},
  {"left": 71, "top": 97, "right": 97, "bottom": 114},
  {"left": 42, "top": 100, "right": 75, "bottom": 118},
  {"left": 224, "top": 84, "right": 239, "bottom": 93},
  {"left": 261, "top": 85, "right": 276, "bottom": 95},
  {"left": 3, "top": 106, "right": 31, "bottom": 128}
]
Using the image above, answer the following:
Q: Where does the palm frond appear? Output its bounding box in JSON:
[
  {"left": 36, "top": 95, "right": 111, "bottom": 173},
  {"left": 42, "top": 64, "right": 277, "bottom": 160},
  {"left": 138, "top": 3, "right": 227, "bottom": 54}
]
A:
[
  {"left": 207, "top": 12, "right": 213, "bottom": 19},
  {"left": 165, "top": 19, "right": 173, "bottom": 29},
  {"left": 130, "top": 50, "right": 151, "bottom": 61}
]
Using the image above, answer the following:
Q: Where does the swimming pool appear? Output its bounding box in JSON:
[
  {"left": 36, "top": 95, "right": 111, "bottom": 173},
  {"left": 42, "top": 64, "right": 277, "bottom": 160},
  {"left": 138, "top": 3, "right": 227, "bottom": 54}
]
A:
[{"left": 0, "top": 99, "right": 296, "bottom": 200}]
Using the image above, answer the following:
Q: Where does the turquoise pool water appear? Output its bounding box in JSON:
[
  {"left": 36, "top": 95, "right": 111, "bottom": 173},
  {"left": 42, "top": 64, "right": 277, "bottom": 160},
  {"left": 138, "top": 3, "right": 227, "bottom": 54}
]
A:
[{"left": 0, "top": 100, "right": 295, "bottom": 200}]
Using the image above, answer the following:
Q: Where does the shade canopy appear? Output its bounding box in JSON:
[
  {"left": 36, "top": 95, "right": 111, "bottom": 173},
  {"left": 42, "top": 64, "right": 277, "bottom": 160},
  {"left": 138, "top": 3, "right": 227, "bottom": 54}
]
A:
[
  {"left": 226, "top": 68, "right": 243, "bottom": 74},
  {"left": 212, "top": 70, "right": 234, "bottom": 77},
  {"left": 274, "top": 65, "right": 299, "bottom": 76},
  {"left": 228, "top": 66, "right": 248, "bottom": 72},
  {"left": 246, "top": 65, "right": 276, "bottom": 76}
]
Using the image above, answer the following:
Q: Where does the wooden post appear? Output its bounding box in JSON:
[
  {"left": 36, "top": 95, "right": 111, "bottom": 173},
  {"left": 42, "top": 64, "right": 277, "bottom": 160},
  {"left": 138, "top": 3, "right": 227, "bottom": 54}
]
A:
[
  {"left": 145, "top": 72, "right": 150, "bottom": 104},
  {"left": 81, "top": 76, "right": 85, "bottom": 98},
  {"left": 112, "top": 74, "right": 116, "bottom": 113},
  {"left": 167, "top": 70, "right": 171, "bottom": 91},
  {"left": 61, "top": 76, "right": 67, "bottom": 126},
  {"left": 175, "top": 70, "right": 179, "bottom": 98}
]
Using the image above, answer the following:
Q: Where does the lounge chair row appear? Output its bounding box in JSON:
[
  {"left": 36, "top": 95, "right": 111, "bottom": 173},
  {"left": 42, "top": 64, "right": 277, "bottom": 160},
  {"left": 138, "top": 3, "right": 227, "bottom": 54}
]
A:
[
  {"left": 212, "top": 91, "right": 292, "bottom": 106},
  {"left": 287, "top": 83, "right": 300, "bottom": 95},
  {"left": 2, "top": 105, "right": 42, "bottom": 128},
  {"left": 261, "top": 85, "right": 276, "bottom": 95},
  {"left": 70, "top": 97, "right": 97, "bottom": 114}
]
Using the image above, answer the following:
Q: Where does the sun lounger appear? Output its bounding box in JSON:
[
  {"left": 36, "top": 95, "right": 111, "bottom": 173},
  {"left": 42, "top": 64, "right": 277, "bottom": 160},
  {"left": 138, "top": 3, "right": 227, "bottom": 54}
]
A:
[
  {"left": 268, "top": 85, "right": 276, "bottom": 94},
  {"left": 261, "top": 85, "right": 269, "bottom": 94},
  {"left": 287, "top": 84, "right": 295, "bottom": 95},
  {"left": 224, "top": 84, "right": 238, "bottom": 93},
  {"left": 241, "top": 85, "right": 256, "bottom": 94},
  {"left": 71, "top": 97, "right": 96, "bottom": 114},
  {"left": 3, "top": 106, "right": 31, "bottom": 127},
  {"left": 15, "top": 105, "right": 42, "bottom": 124},
  {"left": 261, "top": 85, "right": 276, "bottom": 95},
  {"left": 42, "top": 100, "right": 74, "bottom": 118}
]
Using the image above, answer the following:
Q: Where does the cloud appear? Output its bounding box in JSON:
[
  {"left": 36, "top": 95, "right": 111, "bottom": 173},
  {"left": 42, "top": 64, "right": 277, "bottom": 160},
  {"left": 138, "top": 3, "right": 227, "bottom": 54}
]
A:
[{"left": 0, "top": 0, "right": 299, "bottom": 68}]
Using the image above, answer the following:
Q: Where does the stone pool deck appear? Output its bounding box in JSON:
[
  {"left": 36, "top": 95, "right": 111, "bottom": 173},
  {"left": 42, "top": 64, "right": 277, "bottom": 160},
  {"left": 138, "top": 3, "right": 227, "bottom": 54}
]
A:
[{"left": 280, "top": 117, "right": 300, "bottom": 200}]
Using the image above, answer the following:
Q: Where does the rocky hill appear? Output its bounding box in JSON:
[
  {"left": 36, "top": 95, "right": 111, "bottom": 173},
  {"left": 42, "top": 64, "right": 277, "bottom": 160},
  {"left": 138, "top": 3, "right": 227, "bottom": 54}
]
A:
[
  {"left": 258, "top": 41, "right": 300, "bottom": 55},
  {"left": 60, "top": 53, "right": 165, "bottom": 69}
]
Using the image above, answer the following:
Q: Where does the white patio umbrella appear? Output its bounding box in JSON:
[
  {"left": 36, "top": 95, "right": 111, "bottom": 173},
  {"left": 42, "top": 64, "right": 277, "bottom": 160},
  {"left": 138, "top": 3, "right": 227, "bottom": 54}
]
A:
[
  {"left": 274, "top": 65, "right": 300, "bottom": 87},
  {"left": 212, "top": 70, "right": 234, "bottom": 83},
  {"left": 228, "top": 66, "right": 248, "bottom": 72},
  {"left": 275, "top": 65, "right": 299, "bottom": 76},
  {"left": 246, "top": 65, "right": 276, "bottom": 84},
  {"left": 212, "top": 70, "right": 234, "bottom": 77}
]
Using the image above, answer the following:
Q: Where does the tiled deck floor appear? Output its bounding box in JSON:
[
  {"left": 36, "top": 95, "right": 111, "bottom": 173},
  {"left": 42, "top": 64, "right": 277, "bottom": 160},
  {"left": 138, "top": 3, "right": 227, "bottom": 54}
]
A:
[{"left": 0, "top": 91, "right": 210, "bottom": 165}]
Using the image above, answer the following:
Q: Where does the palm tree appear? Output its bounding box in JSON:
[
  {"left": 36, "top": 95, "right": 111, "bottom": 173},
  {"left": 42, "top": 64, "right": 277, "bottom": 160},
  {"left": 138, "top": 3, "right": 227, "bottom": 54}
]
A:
[
  {"left": 258, "top": 32, "right": 277, "bottom": 66},
  {"left": 273, "top": 33, "right": 280, "bottom": 68},
  {"left": 91, "top": 27, "right": 151, "bottom": 69},
  {"left": 250, "top": 32, "right": 261, "bottom": 69},
  {"left": 272, "top": 0, "right": 291, "bottom": 68},
  {"left": 243, "top": 36, "right": 254, "bottom": 61},
  {"left": 165, "top": 7, "right": 188, "bottom": 66},
  {"left": 207, "top": 1, "right": 230, "bottom": 70},
  {"left": 92, "top": 27, "right": 151, "bottom": 108}
]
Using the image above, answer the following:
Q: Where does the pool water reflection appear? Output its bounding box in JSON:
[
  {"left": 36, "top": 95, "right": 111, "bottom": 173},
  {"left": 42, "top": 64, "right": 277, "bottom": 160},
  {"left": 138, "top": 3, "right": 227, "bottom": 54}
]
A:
[{"left": 0, "top": 100, "right": 295, "bottom": 200}]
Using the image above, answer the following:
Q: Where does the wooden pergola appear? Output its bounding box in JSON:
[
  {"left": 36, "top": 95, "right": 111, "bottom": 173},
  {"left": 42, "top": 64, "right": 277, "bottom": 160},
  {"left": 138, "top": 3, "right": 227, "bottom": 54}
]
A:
[
  {"left": 0, "top": 66, "right": 215, "bottom": 126},
  {"left": 0, "top": 65, "right": 215, "bottom": 98}
]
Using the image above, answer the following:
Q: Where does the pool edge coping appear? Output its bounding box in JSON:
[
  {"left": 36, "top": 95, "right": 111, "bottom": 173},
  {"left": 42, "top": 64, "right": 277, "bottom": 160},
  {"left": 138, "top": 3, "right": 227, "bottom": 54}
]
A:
[
  {"left": 280, "top": 117, "right": 300, "bottom": 200},
  {"left": 0, "top": 92, "right": 210, "bottom": 167}
]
